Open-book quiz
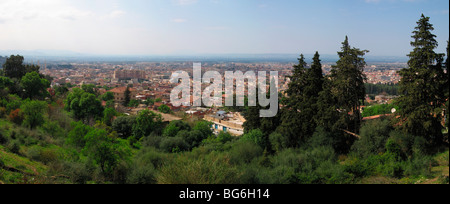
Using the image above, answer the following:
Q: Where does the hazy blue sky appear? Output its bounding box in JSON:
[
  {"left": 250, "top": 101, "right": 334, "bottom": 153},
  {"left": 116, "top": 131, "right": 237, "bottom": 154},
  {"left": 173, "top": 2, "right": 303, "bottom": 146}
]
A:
[{"left": 0, "top": 0, "right": 448, "bottom": 56}]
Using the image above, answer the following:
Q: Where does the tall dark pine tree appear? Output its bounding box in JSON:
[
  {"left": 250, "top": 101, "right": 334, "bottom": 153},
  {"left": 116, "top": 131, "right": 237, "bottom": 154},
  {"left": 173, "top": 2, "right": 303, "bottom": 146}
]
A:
[
  {"left": 123, "top": 86, "right": 131, "bottom": 107},
  {"left": 397, "top": 14, "right": 446, "bottom": 149},
  {"left": 330, "top": 36, "right": 368, "bottom": 134},
  {"left": 446, "top": 41, "right": 449, "bottom": 130},
  {"left": 298, "top": 52, "right": 325, "bottom": 138},
  {"left": 304, "top": 52, "right": 324, "bottom": 103},
  {"left": 275, "top": 54, "right": 309, "bottom": 148},
  {"left": 276, "top": 53, "right": 326, "bottom": 148},
  {"left": 243, "top": 93, "right": 262, "bottom": 133},
  {"left": 285, "top": 54, "right": 307, "bottom": 109}
]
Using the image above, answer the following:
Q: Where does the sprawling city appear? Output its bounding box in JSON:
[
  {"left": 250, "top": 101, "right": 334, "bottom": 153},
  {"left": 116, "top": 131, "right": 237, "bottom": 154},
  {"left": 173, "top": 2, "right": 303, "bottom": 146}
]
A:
[{"left": 0, "top": 0, "right": 448, "bottom": 194}]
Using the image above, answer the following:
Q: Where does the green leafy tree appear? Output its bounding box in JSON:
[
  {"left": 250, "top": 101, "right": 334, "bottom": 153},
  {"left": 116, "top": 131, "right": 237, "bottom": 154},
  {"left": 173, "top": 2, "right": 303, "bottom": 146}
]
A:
[
  {"left": 21, "top": 100, "right": 47, "bottom": 129},
  {"left": 83, "top": 129, "right": 132, "bottom": 177},
  {"left": 0, "top": 76, "right": 14, "bottom": 97},
  {"left": 128, "top": 100, "right": 140, "bottom": 108},
  {"left": 132, "top": 110, "right": 163, "bottom": 140},
  {"left": 158, "top": 104, "right": 172, "bottom": 114},
  {"left": 351, "top": 118, "right": 393, "bottom": 158},
  {"left": 160, "top": 136, "right": 189, "bottom": 153},
  {"left": 163, "top": 120, "right": 191, "bottom": 137},
  {"left": 241, "top": 129, "right": 266, "bottom": 149},
  {"left": 179, "top": 130, "right": 208, "bottom": 150},
  {"left": 67, "top": 121, "right": 93, "bottom": 148},
  {"left": 54, "top": 85, "right": 69, "bottom": 97},
  {"left": 216, "top": 131, "right": 233, "bottom": 144},
  {"left": 396, "top": 14, "right": 446, "bottom": 149},
  {"left": 112, "top": 115, "right": 137, "bottom": 139},
  {"left": 102, "top": 92, "right": 115, "bottom": 102},
  {"left": 21, "top": 71, "right": 50, "bottom": 100},
  {"left": 144, "top": 99, "right": 155, "bottom": 107},
  {"left": 81, "top": 84, "right": 97, "bottom": 95},
  {"left": 192, "top": 121, "right": 213, "bottom": 138},
  {"left": 65, "top": 88, "right": 104, "bottom": 121},
  {"left": 103, "top": 107, "right": 118, "bottom": 126}
]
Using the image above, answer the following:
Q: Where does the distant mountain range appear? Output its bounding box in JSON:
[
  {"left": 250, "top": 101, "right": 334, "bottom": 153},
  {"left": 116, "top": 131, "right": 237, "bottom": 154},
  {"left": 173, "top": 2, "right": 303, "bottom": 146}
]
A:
[{"left": 0, "top": 50, "right": 408, "bottom": 63}]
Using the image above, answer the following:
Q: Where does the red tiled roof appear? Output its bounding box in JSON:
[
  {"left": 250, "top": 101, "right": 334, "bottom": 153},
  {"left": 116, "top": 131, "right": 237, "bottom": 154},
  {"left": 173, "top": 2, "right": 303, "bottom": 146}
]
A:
[{"left": 109, "top": 87, "right": 136, "bottom": 93}]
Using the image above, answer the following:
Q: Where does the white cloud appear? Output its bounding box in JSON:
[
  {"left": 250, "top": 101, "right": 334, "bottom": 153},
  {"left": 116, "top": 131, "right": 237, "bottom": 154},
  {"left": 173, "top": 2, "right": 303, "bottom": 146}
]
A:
[
  {"left": 0, "top": 0, "right": 135, "bottom": 54},
  {"left": 0, "top": 0, "right": 91, "bottom": 22},
  {"left": 106, "top": 10, "right": 127, "bottom": 19},
  {"left": 0, "top": 0, "right": 126, "bottom": 23}
]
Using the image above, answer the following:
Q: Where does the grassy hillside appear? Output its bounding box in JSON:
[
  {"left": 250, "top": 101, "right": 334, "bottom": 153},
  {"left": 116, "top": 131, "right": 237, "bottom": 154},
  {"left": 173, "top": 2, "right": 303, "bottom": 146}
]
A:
[
  {"left": 0, "top": 118, "right": 72, "bottom": 184},
  {"left": 0, "top": 145, "right": 48, "bottom": 184}
]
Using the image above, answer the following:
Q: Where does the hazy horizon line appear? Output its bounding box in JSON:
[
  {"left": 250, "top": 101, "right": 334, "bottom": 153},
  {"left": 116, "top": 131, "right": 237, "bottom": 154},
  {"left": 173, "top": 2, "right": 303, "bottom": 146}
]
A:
[{"left": 0, "top": 49, "right": 411, "bottom": 59}]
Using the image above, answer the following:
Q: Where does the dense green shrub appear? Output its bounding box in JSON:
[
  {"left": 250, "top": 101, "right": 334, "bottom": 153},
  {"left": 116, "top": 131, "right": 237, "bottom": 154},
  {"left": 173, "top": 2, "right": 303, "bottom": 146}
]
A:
[
  {"left": 127, "top": 148, "right": 166, "bottom": 184},
  {"left": 26, "top": 145, "right": 43, "bottom": 161},
  {"left": 192, "top": 121, "right": 213, "bottom": 138},
  {"left": 306, "top": 126, "right": 337, "bottom": 150},
  {"left": 269, "top": 132, "right": 289, "bottom": 153},
  {"left": 40, "top": 120, "right": 65, "bottom": 139},
  {"left": 142, "top": 134, "right": 163, "bottom": 149},
  {"left": 160, "top": 137, "right": 189, "bottom": 153},
  {"left": 132, "top": 110, "right": 163, "bottom": 139},
  {"left": 241, "top": 129, "right": 266, "bottom": 150},
  {"left": 112, "top": 115, "right": 137, "bottom": 139},
  {"left": 344, "top": 153, "right": 404, "bottom": 179},
  {"left": 82, "top": 129, "right": 132, "bottom": 177},
  {"left": 162, "top": 120, "right": 191, "bottom": 138},
  {"left": 178, "top": 130, "right": 207, "bottom": 150},
  {"left": 57, "top": 161, "right": 94, "bottom": 184},
  {"left": 403, "top": 154, "right": 433, "bottom": 178},
  {"left": 156, "top": 153, "right": 240, "bottom": 184},
  {"left": 0, "top": 132, "right": 8, "bottom": 145},
  {"left": 388, "top": 130, "right": 416, "bottom": 157},
  {"left": 351, "top": 118, "right": 393, "bottom": 158},
  {"left": 385, "top": 139, "right": 407, "bottom": 161},
  {"left": 216, "top": 131, "right": 233, "bottom": 144},
  {"left": 7, "top": 140, "right": 20, "bottom": 154},
  {"left": 228, "top": 141, "right": 263, "bottom": 165},
  {"left": 67, "top": 121, "right": 93, "bottom": 148},
  {"left": 257, "top": 147, "right": 348, "bottom": 184},
  {"left": 21, "top": 100, "right": 47, "bottom": 129}
]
